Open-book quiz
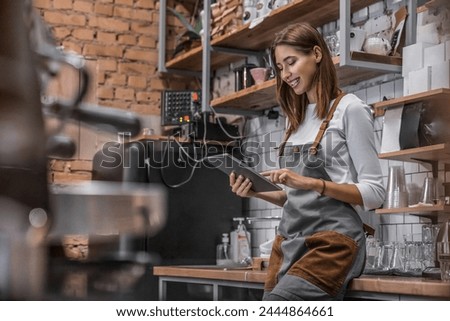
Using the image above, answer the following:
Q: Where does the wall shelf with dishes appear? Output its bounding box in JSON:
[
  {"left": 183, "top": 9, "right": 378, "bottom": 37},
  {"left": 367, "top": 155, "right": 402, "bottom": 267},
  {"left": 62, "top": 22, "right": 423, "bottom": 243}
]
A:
[
  {"left": 374, "top": 88, "right": 450, "bottom": 221},
  {"left": 159, "top": 0, "right": 406, "bottom": 112},
  {"left": 375, "top": 204, "right": 450, "bottom": 215},
  {"left": 211, "top": 78, "right": 277, "bottom": 112},
  {"left": 378, "top": 143, "right": 450, "bottom": 163},
  {"left": 211, "top": 51, "right": 404, "bottom": 112},
  {"left": 164, "top": 0, "right": 380, "bottom": 72},
  {"left": 373, "top": 88, "right": 450, "bottom": 116},
  {"left": 377, "top": 144, "right": 450, "bottom": 221},
  {"left": 377, "top": 143, "right": 450, "bottom": 221}
]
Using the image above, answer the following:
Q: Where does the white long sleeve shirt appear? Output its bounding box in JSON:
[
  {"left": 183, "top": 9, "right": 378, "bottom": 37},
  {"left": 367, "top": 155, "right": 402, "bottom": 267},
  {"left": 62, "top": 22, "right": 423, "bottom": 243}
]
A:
[{"left": 287, "top": 93, "right": 385, "bottom": 211}]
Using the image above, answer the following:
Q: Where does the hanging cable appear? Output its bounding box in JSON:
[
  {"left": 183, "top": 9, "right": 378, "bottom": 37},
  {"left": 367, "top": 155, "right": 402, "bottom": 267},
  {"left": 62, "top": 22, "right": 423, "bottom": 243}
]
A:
[{"left": 154, "top": 133, "right": 232, "bottom": 189}]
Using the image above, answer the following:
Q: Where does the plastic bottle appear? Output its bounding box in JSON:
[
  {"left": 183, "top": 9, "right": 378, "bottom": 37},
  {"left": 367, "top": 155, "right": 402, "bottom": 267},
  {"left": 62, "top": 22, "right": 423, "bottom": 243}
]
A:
[
  {"left": 216, "top": 233, "right": 233, "bottom": 266},
  {"left": 230, "top": 218, "right": 252, "bottom": 265}
]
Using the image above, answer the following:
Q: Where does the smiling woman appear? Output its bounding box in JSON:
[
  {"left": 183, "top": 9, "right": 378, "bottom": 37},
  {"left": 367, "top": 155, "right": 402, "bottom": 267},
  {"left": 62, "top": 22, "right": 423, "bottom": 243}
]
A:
[
  {"left": 271, "top": 22, "right": 341, "bottom": 134},
  {"left": 229, "top": 22, "right": 385, "bottom": 301},
  {"left": 274, "top": 44, "right": 320, "bottom": 97}
]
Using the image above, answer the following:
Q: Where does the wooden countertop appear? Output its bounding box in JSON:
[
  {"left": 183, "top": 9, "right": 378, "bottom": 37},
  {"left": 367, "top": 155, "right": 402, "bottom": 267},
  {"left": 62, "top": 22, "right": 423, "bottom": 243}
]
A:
[
  {"left": 153, "top": 266, "right": 450, "bottom": 299},
  {"left": 154, "top": 265, "right": 267, "bottom": 283}
]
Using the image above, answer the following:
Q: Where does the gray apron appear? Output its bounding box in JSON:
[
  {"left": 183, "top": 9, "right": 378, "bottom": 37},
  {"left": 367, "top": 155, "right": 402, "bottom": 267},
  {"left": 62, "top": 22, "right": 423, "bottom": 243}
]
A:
[{"left": 263, "top": 95, "right": 366, "bottom": 301}]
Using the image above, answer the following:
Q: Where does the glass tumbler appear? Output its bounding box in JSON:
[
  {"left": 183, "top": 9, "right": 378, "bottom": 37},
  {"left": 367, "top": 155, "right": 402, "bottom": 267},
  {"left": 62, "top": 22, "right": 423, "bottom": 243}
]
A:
[
  {"left": 377, "top": 242, "right": 395, "bottom": 271},
  {"left": 390, "top": 242, "right": 406, "bottom": 272},
  {"left": 384, "top": 165, "right": 408, "bottom": 208},
  {"left": 437, "top": 242, "right": 450, "bottom": 281},
  {"left": 364, "top": 237, "right": 380, "bottom": 271},
  {"left": 419, "top": 177, "right": 436, "bottom": 205}
]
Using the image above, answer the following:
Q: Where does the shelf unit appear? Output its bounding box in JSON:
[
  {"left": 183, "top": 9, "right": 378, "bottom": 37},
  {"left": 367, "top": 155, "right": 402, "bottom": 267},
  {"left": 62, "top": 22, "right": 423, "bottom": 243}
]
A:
[
  {"left": 375, "top": 88, "right": 450, "bottom": 221},
  {"left": 210, "top": 52, "right": 403, "bottom": 113},
  {"left": 159, "top": 0, "right": 407, "bottom": 113},
  {"left": 379, "top": 143, "right": 450, "bottom": 163},
  {"left": 211, "top": 78, "right": 277, "bottom": 112},
  {"left": 163, "top": 0, "right": 380, "bottom": 72},
  {"left": 373, "top": 88, "right": 450, "bottom": 116},
  {"left": 375, "top": 205, "right": 450, "bottom": 222},
  {"left": 380, "top": 146, "right": 450, "bottom": 219},
  {"left": 376, "top": 204, "right": 450, "bottom": 215}
]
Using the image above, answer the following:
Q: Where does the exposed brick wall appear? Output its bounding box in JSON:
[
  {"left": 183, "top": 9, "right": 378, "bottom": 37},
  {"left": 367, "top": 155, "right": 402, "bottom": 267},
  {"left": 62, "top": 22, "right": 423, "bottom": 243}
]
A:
[
  {"left": 32, "top": 0, "right": 200, "bottom": 182},
  {"left": 33, "top": 0, "right": 199, "bottom": 116}
]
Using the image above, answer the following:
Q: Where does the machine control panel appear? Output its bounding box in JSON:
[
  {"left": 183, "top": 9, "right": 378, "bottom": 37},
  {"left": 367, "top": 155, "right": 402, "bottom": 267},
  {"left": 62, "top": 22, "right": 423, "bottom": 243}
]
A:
[{"left": 161, "top": 90, "right": 201, "bottom": 126}]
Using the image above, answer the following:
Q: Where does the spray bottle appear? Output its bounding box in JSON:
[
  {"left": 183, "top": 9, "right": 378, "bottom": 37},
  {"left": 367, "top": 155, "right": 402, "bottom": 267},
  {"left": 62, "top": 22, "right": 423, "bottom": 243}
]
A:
[
  {"left": 216, "top": 233, "right": 233, "bottom": 266},
  {"left": 230, "top": 217, "right": 252, "bottom": 266}
]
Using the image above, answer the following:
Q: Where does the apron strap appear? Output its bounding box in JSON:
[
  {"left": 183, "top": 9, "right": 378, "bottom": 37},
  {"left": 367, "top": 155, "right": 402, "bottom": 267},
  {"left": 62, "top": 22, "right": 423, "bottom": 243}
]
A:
[{"left": 309, "top": 92, "right": 346, "bottom": 155}]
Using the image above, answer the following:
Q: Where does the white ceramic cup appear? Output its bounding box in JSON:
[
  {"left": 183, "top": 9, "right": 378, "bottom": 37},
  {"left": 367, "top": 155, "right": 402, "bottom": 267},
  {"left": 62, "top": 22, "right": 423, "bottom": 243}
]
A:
[{"left": 334, "top": 28, "right": 366, "bottom": 53}]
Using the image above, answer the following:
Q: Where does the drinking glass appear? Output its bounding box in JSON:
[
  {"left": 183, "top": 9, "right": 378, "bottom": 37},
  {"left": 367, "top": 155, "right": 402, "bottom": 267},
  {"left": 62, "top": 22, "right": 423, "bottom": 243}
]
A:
[
  {"left": 325, "top": 33, "right": 339, "bottom": 57},
  {"left": 436, "top": 242, "right": 450, "bottom": 281},
  {"left": 390, "top": 242, "right": 406, "bottom": 272},
  {"left": 364, "top": 236, "right": 381, "bottom": 271},
  {"left": 377, "top": 242, "right": 395, "bottom": 271},
  {"left": 404, "top": 241, "right": 424, "bottom": 273},
  {"left": 422, "top": 224, "right": 440, "bottom": 267},
  {"left": 420, "top": 177, "right": 436, "bottom": 205},
  {"left": 384, "top": 165, "right": 408, "bottom": 208}
]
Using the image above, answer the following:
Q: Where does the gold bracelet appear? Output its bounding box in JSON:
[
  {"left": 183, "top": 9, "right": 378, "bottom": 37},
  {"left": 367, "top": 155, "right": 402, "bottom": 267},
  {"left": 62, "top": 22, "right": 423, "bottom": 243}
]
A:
[{"left": 319, "top": 178, "right": 326, "bottom": 195}]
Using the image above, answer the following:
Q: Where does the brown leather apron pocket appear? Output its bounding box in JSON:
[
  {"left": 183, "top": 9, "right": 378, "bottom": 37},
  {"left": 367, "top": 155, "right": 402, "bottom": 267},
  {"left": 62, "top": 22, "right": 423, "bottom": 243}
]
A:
[
  {"left": 287, "top": 230, "right": 357, "bottom": 297},
  {"left": 264, "top": 234, "right": 285, "bottom": 292}
]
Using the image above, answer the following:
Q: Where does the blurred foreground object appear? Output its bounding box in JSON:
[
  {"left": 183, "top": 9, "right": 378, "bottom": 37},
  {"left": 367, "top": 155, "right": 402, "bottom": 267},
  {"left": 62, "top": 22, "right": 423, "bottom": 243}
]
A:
[{"left": 0, "top": 0, "right": 164, "bottom": 299}]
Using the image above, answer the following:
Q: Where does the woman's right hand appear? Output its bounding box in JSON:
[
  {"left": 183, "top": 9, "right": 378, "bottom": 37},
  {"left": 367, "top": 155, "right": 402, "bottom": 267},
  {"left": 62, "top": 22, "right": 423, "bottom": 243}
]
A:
[{"left": 229, "top": 172, "right": 256, "bottom": 198}]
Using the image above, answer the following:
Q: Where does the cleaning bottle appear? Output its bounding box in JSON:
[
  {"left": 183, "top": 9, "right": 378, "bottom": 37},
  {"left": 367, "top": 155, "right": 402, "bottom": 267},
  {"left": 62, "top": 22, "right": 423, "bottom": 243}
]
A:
[
  {"left": 216, "top": 233, "right": 233, "bottom": 266},
  {"left": 230, "top": 217, "right": 252, "bottom": 265}
]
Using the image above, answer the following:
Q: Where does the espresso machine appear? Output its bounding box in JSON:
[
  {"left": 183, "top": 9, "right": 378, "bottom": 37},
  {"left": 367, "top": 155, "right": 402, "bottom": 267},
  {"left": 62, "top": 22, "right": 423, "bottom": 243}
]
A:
[{"left": 0, "top": 0, "right": 166, "bottom": 300}]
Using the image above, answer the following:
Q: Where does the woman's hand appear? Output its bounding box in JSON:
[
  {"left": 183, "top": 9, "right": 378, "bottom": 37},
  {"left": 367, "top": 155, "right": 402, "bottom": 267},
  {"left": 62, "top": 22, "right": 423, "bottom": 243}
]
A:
[
  {"left": 261, "top": 168, "right": 318, "bottom": 191},
  {"left": 261, "top": 169, "right": 364, "bottom": 206},
  {"left": 229, "top": 171, "right": 257, "bottom": 198},
  {"left": 229, "top": 171, "right": 288, "bottom": 207}
]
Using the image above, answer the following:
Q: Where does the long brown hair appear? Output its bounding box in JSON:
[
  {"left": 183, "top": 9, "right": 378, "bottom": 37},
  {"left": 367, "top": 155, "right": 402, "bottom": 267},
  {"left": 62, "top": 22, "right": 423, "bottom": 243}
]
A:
[{"left": 270, "top": 22, "right": 341, "bottom": 141}]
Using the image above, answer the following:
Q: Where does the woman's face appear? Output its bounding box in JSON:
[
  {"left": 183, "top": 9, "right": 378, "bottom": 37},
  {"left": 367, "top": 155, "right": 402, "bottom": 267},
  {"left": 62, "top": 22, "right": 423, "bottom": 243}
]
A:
[{"left": 274, "top": 44, "right": 321, "bottom": 101}]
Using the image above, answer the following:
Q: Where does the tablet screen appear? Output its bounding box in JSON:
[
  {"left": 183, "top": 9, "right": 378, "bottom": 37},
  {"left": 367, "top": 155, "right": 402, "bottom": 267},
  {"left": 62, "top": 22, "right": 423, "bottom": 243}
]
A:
[{"left": 206, "top": 154, "right": 282, "bottom": 193}]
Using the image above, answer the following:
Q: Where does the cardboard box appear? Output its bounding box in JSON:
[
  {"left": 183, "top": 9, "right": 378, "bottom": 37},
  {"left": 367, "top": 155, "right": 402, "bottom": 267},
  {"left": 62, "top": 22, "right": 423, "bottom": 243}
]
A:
[
  {"left": 403, "top": 74, "right": 409, "bottom": 96},
  {"left": 431, "top": 60, "right": 450, "bottom": 89},
  {"left": 446, "top": 39, "right": 450, "bottom": 61},
  {"left": 417, "top": 22, "right": 440, "bottom": 45},
  {"left": 408, "top": 66, "right": 431, "bottom": 94},
  {"left": 402, "top": 42, "right": 434, "bottom": 76},
  {"left": 424, "top": 43, "right": 446, "bottom": 67}
]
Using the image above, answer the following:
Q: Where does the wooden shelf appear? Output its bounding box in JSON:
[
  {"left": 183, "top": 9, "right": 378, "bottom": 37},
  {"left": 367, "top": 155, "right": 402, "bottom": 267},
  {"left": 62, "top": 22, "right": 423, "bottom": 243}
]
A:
[
  {"left": 209, "top": 52, "right": 401, "bottom": 111},
  {"left": 166, "top": 0, "right": 380, "bottom": 72},
  {"left": 373, "top": 88, "right": 450, "bottom": 116},
  {"left": 379, "top": 144, "right": 450, "bottom": 163},
  {"left": 375, "top": 204, "right": 450, "bottom": 215},
  {"left": 334, "top": 52, "right": 402, "bottom": 87},
  {"left": 378, "top": 142, "right": 450, "bottom": 219},
  {"left": 211, "top": 78, "right": 277, "bottom": 110}
]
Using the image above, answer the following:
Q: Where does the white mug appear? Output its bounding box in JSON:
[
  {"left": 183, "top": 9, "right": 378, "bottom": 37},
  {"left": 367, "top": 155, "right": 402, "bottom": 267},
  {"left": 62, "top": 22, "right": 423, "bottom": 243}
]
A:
[{"left": 364, "top": 36, "right": 392, "bottom": 55}]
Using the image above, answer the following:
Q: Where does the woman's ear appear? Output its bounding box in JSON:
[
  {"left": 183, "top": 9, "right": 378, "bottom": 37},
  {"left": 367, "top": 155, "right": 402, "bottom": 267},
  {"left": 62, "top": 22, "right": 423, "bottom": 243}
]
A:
[{"left": 313, "top": 45, "right": 322, "bottom": 63}]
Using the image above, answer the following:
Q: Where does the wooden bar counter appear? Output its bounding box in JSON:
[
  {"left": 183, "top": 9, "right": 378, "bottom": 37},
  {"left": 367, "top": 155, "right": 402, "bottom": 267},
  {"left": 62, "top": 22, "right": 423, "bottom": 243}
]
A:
[{"left": 153, "top": 265, "right": 450, "bottom": 300}]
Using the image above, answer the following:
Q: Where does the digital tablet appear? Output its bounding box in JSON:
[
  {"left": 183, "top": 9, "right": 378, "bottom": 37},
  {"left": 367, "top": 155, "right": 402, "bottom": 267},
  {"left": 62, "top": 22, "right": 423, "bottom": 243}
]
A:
[{"left": 207, "top": 154, "right": 282, "bottom": 193}]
